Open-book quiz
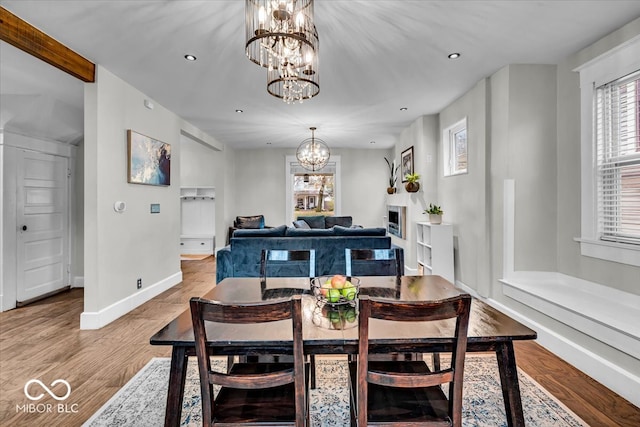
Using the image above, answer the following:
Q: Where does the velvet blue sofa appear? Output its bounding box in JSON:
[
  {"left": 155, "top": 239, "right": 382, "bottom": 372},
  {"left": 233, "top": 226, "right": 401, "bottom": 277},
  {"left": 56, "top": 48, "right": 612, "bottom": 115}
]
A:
[{"left": 215, "top": 225, "right": 403, "bottom": 283}]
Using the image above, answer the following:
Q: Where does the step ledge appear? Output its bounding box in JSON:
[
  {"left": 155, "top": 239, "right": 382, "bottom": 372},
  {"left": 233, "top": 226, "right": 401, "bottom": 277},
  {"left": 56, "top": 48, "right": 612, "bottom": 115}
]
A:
[{"left": 500, "top": 271, "right": 639, "bottom": 360}]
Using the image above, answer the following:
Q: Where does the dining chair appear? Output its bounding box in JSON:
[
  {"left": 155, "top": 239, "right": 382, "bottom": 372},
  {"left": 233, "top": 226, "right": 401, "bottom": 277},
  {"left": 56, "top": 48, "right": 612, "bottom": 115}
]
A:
[
  {"left": 350, "top": 294, "right": 471, "bottom": 426},
  {"left": 345, "top": 248, "right": 403, "bottom": 280},
  {"left": 260, "top": 249, "right": 316, "bottom": 283},
  {"left": 190, "top": 295, "right": 308, "bottom": 427},
  {"left": 259, "top": 249, "right": 318, "bottom": 389}
]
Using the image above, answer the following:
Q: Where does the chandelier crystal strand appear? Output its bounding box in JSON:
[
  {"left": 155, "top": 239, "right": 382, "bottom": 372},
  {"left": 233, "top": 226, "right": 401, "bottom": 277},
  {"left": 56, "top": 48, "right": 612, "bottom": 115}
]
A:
[{"left": 296, "top": 127, "right": 330, "bottom": 171}]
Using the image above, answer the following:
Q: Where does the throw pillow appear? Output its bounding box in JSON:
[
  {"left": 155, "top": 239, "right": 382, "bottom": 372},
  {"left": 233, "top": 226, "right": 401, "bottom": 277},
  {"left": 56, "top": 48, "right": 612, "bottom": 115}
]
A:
[
  {"left": 292, "top": 219, "right": 311, "bottom": 229},
  {"left": 297, "top": 215, "right": 325, "bottom": 229},
  {"left": 235, "top": 215, "right": 265, "bottom": 229},
  {"left": 325, "top": 216, "right": 353, "bottom": 228}
]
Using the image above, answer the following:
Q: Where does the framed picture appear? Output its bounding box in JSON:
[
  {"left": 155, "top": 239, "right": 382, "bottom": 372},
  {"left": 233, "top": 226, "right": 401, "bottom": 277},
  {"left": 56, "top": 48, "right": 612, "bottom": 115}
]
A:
[
  {"left": 127, "top": 130, "right": 171, "bottom": 186},
  {"left": 401, "top": 146, "right": 414, "bottom": 182}
]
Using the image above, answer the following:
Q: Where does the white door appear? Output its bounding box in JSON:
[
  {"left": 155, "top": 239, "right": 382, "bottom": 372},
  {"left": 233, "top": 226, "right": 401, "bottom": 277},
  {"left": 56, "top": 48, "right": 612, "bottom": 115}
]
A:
[{"left": 16, "top": 150, "right": 70, "bottom": 303}]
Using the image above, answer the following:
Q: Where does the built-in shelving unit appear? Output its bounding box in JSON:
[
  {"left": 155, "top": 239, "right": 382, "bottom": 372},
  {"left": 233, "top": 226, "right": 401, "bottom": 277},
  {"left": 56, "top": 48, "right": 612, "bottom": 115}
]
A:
[
  {"left": 180, "top": 187, "right": 215, "bottom": 255},
  {"left": 416, "top": 222, "right": 454, "bottom": 283}
]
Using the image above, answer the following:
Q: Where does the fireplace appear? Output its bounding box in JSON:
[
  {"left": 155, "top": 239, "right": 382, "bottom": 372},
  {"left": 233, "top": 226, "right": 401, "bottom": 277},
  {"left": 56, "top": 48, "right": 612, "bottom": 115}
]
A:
[{"left": 387, "top": 205, "right": 406, "bottom": 239}]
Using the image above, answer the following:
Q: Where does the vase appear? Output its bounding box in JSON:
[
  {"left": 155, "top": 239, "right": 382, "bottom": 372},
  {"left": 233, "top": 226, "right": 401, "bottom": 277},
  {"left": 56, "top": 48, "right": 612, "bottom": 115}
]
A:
[
  {"left": 405, "top": 182, "right": 420, "bottom": 193},
  {"left": 387, "top": 187, "right": 396, "bottom": 194},
  {"left": 429, "top": 214, "right": 442, "bottom": 224}
]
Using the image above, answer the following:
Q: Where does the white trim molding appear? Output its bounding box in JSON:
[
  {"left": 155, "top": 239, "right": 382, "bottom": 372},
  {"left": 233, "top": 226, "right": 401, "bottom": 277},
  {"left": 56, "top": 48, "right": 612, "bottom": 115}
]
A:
[{"left": 80, "top": 271, "right": 182, "bottom": 329}]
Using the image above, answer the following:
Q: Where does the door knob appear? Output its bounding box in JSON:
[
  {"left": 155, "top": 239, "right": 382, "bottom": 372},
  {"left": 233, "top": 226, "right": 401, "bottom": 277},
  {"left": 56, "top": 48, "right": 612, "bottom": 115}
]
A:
[{"left": 22, "top": 225, "right": 27, "bottom": 231}]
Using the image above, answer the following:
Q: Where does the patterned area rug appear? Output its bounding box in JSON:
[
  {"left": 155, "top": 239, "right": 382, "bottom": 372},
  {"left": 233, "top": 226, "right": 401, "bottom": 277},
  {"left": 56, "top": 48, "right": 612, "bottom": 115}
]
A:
[{"left": 83, "top": 355, "right": 589, "bottom": 427}]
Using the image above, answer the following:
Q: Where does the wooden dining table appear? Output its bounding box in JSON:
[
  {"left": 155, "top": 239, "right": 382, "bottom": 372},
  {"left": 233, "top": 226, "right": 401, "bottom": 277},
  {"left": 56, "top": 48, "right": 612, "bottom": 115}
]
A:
[{"left": 150, "top": 275, "right": 537, "bottom": 427}]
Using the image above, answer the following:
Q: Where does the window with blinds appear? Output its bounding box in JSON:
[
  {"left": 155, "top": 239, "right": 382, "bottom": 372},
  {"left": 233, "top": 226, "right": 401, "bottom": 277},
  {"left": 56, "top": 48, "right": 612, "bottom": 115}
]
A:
[{"left": 595, "top": 70, "right": 640, "bottom": 244}]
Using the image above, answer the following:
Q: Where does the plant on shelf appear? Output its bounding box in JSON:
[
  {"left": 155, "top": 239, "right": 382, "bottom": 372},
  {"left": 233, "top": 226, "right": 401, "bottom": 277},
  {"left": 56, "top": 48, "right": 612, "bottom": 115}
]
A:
[
  {"left": 404, "top": 173, "right": 420, "bottom": 193},
  {"left": 424, "top": 203, "right": 443, "bottom": 224},
  {"left": 384, "top": 157, "right": 399, "bottom": 194}
]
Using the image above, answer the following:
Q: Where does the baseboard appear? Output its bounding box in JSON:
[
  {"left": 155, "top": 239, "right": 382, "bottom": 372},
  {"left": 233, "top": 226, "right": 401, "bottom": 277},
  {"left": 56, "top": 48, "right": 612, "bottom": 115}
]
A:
[
  {"left": 455, "top": 280, "right": 640, "bottom": 407},
  {"left": 72, "top": 276, "right": 84, "bottom": 288},
  {"left": 80, "top": 271, "right": 182, "bottom": 330}
]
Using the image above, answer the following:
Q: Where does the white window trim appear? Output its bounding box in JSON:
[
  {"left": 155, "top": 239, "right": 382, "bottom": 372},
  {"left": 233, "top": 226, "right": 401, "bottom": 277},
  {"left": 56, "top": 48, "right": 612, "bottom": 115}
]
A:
[
  {"left": 575, "top": 35, "right": 640, "bottom": 267},
  {"left": 285, "top": 155, "right": 341, "bottom": 226},
  {"left": 442, "top": 117, "right": 468, "bottom": 177}
]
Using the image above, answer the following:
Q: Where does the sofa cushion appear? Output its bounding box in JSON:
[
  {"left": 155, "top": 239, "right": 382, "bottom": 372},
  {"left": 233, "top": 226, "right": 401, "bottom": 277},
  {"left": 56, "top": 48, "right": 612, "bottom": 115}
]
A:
[
  {"left": 298, "top": 215, "right": 325, "bottom": 229},
  {"left": 333, "top": 226, "right": 387, "bottom": 236},
  {"left": 285, "top": 227, "right": 335, "bottom": 237},
  {"left": 235, "top": 215, "right": 265, "bottom": 229},
  {"left": 292, "top": 219, "right": 311, "bottom": 229},
  {"left": 233, "top": 224, "right": 287, "bottom": 237},
  {"left": 325, "top": 216, "right": 353, "bottom": 228}
]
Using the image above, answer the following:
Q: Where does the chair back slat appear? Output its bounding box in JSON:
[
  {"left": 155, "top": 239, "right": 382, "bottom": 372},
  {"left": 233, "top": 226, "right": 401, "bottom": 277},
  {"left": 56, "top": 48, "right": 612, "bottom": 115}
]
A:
[
  {"left": 197, "top": 297, "right": 293, "bottom": 323},
  {"left": 260, "top": 249, "right": 316, "bottom": 281}
]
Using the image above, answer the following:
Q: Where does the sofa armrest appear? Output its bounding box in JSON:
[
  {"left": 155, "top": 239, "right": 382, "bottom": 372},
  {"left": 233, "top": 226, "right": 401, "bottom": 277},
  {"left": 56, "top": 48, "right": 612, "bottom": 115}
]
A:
[{"left": 216, "top": 246, "right": 233, "bottom": 283}]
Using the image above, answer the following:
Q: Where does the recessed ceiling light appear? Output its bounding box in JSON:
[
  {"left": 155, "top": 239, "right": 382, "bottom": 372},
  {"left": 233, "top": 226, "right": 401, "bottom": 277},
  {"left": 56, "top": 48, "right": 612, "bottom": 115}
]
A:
[
  {"left": 184, "top": 54, "right": 197, "bottom": 61},
  {"left": 400, "top": 107, "right": 408, "bottom": 111},
  {"left": 235, "top": 109, "right": 244, "bottom": 113},
  {"left": 448, "top": 52, "right": 461, "bottom": 59}
]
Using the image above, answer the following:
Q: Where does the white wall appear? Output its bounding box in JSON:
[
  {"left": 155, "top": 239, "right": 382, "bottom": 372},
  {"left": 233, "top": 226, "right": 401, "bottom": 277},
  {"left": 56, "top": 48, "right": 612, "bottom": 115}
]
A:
[
  {"left": 81, "top": 65, "right": 216, "bottom": 328},
  {"left": 230, "top": 148, "right": 389, "bottom": 229}
]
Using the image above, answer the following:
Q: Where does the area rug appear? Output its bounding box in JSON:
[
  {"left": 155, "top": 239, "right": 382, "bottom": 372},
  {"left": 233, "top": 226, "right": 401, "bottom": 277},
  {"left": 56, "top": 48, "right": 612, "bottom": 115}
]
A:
[{"left": 83, "top": 355, "right": 589, "bottom": 427}]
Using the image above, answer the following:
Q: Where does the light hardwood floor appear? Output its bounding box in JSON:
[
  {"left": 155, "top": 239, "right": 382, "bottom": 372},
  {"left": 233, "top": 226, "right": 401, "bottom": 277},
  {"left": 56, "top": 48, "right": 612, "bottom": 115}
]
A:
[{"left": 0, "top": 257, "right": 638, "bottom": 426}]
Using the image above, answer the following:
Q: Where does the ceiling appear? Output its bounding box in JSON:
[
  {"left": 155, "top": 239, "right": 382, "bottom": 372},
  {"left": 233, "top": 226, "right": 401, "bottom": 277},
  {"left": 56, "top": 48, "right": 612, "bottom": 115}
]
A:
[{"left": 2, "top": 1, "right": 640, "bottom": 149}]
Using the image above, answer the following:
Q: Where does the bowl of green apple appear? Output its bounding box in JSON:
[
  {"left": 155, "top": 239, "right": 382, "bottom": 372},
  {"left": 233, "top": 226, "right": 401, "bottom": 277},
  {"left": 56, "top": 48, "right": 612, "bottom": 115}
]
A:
[{"left": 311, "top": 274, "right": 360, "bottom": 306}]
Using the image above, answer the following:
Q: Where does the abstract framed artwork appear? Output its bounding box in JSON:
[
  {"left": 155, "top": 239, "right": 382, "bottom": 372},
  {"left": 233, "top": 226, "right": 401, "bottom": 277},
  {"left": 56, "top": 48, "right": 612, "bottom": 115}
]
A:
[
  {"left": 401, "top": 146, "right": 414, "bottom": 182},
  {"left": 127, "top": 130, "right": 171, "bottom": 186}
]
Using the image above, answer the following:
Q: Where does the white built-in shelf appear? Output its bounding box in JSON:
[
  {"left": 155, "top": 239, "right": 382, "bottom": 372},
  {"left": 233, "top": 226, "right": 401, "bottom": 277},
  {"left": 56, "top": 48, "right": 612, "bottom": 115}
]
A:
[
  {"left": 180, "top": 187, "right": 215, "bottom": 255},
  {"left": 416, "top": 222, "right": 454, "bottom": 283}
]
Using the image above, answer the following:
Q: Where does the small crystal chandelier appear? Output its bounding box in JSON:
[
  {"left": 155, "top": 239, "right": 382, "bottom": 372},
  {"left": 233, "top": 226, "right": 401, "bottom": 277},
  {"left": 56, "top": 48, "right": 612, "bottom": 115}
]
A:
[
  {"left": 296, "top": 127, "right": 330, "bottom": 171},
  {"left": 245, "top": 0, "right": 320, "bottom": 103}
]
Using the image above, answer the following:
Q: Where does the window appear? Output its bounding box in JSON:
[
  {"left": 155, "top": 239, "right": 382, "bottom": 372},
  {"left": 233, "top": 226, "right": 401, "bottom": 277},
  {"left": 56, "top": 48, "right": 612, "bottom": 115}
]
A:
[
  {"left": 595, "top": 71, "right": 640, "bottom": 245},
  {"left": 443, "top": 118, "right": 468, "bottom": 176},
  {"left": 577, "top": 37, "right": 640, "bottom": 266},
  {"left": 285, "top": 156, "right": 341, "bottom": 226}
]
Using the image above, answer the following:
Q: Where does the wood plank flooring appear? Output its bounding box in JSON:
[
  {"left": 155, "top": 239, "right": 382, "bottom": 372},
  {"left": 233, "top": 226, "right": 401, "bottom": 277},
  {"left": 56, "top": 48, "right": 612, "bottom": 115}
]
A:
[{"left": 0, "top": 257, "right": 638, "bottom": 426}]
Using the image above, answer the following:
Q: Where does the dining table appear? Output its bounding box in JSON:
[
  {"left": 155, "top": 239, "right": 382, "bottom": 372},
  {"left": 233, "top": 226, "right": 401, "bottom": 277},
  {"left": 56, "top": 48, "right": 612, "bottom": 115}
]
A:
[{"left": 150, "top": 274, "right": 537, "bottom": 427}]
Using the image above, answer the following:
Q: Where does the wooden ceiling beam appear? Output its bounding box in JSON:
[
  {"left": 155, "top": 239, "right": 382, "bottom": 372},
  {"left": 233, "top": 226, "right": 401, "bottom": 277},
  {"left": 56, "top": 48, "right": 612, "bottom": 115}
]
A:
[{"left": 0, "top": 6, "right": 95, "bottom": 82}]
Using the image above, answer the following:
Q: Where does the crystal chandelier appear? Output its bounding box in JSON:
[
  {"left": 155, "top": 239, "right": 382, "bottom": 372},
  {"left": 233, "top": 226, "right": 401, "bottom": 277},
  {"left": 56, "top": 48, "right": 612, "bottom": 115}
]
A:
[
  {"left": 296, "top": 127, "right": 330, "bottom": 171},
  {"left": 245, "top": 0, "right": 320, "bottom": 103}
]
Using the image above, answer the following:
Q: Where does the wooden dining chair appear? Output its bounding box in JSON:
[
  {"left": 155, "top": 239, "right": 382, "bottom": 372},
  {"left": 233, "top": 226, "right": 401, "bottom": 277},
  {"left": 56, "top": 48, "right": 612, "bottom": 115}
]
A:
[
  {"left": 190, "top": 295, "right": 308, "bottom": 427},
  {"left": 345, "top": 248, "right": 403, "bottom": 279},
  {"left": 350, "top": 294, "right": 471, "bottom": 426},
  {"left": 260, "top": 249, "right": 316, "bottom": 283}
]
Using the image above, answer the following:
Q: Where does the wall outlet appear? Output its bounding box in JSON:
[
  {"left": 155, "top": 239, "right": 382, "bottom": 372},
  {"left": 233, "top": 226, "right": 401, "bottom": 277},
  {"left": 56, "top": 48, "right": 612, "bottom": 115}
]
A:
[{"left": 137, "top": 278, "right": 142, "bottom": 289}]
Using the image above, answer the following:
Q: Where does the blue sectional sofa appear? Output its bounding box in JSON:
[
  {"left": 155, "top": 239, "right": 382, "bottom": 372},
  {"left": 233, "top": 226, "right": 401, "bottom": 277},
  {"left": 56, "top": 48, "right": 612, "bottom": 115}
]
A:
[{"left": 216, "top": 225, "right": 403, "bottom": 283}]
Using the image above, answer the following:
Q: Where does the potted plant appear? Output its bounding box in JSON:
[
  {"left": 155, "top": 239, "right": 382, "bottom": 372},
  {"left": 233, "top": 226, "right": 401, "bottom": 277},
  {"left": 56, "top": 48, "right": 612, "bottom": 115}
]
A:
[
  {"left": 425, "top": 203, "right": 443, "bottom": 224},
  {"left": 404, "top": 173, "right": 420, "bottom": 192},
  {"left": 384, "top": 157, "right": 399, "bottom": 194}
]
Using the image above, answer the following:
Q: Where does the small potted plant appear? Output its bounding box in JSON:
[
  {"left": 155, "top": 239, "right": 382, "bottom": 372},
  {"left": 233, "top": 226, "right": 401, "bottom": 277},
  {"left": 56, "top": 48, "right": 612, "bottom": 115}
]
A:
[
  {"left": 384, "top": 157, "right": 399, "bottom": 194},
  {"left": 424, "top": 203, "right": 443, "bottom": 224},
  {"left": 404, "top": 173, "right": 420, "bottom": 193}
]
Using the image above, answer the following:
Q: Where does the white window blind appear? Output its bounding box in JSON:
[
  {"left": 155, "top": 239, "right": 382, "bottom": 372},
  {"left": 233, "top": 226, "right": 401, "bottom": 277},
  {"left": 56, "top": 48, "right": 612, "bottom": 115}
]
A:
[{"left": 595, "top": 69, "right": 640, "bottom": 245}]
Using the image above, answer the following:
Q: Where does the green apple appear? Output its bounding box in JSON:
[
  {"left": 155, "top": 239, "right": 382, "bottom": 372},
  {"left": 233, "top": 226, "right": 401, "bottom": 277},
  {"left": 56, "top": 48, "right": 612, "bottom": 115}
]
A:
[
  {"left": 341, "top": 285, "right": 356, "bottom": 300},
  {"left": 327, "top": 288, "right": 341, "bottom": 303}
]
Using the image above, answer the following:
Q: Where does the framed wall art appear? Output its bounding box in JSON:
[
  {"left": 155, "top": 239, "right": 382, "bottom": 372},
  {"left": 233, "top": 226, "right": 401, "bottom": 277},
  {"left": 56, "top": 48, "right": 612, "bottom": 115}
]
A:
[
  {"left": 127, "top": 129, "right": 171, "bottom": 186},
  {"left": 401, "top": 146, "right": 414, "bottom": 182}
]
